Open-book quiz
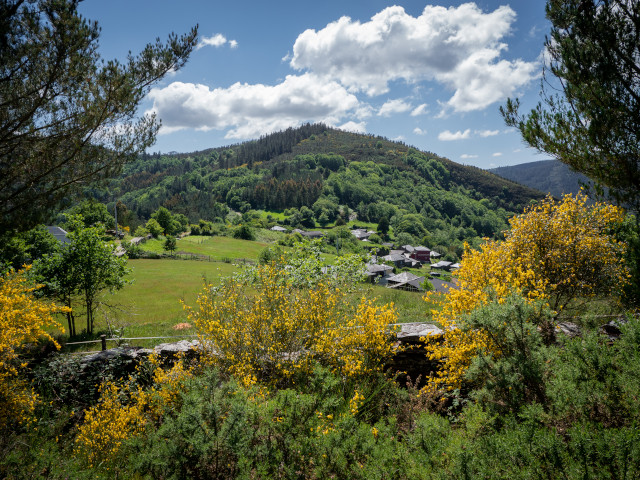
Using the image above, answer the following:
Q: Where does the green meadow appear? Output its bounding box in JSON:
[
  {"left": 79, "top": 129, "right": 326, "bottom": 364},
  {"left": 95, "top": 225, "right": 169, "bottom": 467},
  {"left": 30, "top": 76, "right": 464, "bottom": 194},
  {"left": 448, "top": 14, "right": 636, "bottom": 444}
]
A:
[
  {"left": 73, "top": 253, "right": 434, "bottom": 351},
  {"left": 140, "top": 235, "right": 269, "bottom": 260},
  {"left": 85, "top": 259, "right": 237, "bottom": 348}
]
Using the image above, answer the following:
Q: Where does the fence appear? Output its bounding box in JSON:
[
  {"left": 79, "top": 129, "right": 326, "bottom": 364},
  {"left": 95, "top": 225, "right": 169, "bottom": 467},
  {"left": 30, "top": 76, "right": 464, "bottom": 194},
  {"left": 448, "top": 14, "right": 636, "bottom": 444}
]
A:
[{"left": 140, "top": 251, "right": 256, "bottom": 265}]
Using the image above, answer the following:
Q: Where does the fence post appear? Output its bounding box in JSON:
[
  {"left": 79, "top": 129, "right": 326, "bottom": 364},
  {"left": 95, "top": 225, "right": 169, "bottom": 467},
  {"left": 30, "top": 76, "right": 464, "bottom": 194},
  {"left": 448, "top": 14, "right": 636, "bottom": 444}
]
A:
[{"left": 100, "top": 335, "right": 107, "bottom": 351}]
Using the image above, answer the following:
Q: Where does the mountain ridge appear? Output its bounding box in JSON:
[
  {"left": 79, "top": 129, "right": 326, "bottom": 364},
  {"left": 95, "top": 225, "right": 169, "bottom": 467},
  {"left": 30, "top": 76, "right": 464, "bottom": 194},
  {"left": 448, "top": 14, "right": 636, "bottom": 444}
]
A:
[
  {"left": 489, "top": 159, "right": 592, "bottom": 198},
  {"left": 90, "top": 124, "right": 547, "bottom": 253}
]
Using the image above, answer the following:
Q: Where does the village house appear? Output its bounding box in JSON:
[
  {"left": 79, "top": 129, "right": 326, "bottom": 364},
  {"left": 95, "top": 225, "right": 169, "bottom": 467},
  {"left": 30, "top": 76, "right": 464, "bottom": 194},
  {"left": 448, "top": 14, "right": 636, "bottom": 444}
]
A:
[
  {"left": 46, "top": 226, "right": 70, "bottom": 244},
  {"left": 351, "top": 228, "right": 376, "bottom": 240},
  {"left": 431, "top": 260, "right": 453, "bottom": 271},
  {"left": 386, "top": 272, "right": 425, "bottom": 292},
  {"left": 365, "top": 263, "right": 394, "bottom": 283},
  {"left": 410, "top": 246, "right": 431, "bottom": 263}
]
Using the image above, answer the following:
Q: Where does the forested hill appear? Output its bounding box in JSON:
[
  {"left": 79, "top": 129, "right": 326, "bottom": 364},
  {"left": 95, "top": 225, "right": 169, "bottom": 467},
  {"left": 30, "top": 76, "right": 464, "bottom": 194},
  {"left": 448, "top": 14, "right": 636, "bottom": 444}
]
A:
[
  {"left": 490, "top": 160, "right": 592, "bottom": 198},
  {"left": 91, "top": 124, "right": 545, "bottom": 242}
]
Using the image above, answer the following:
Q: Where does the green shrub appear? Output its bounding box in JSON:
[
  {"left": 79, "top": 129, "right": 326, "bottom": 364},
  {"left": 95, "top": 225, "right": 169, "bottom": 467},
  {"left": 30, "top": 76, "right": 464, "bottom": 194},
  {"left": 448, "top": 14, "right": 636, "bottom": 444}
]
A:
[
  {"left": 462, "top": 294, "right": 552, "bottom": 415},
  {"left": 232, "top": 224, "right": 255, "bottom": 240}
]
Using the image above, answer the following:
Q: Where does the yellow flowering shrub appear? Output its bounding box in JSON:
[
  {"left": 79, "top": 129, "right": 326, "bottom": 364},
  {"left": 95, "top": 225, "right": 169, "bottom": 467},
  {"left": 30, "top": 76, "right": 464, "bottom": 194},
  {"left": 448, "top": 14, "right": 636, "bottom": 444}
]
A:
[
  {"left": 0, "top": 267, "right": 66, "bottom": 428},
  {"left": 74, "top": 381, "right": 147, "bottom": 468},
  {"left": 186, "top": 264, "right": 398, "bottom": 387},
  {"left": 426, "top": 193, "right": 628, "bottom": 390},
  {"left": 74, "top": 354, "right": 192, "bottom": 467},
  {"left": 316, "top": 298, "right": 398, "bottom": 377}
]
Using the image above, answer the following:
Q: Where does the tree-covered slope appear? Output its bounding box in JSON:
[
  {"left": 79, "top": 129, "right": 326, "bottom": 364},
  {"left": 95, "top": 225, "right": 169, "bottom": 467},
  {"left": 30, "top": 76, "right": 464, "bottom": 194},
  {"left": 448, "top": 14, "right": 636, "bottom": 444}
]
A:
[
  {"left": 490, "top": 159, "right": 591, "bottom": 198},
  {"left": 90, "top": 124, "right": 545, "bottom": 245}
]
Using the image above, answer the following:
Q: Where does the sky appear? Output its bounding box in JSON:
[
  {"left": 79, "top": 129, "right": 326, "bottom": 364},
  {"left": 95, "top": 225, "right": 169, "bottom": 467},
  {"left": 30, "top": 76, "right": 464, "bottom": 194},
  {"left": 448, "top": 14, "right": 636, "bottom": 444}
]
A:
[{"left": 79, "top": 0, "right": 552, "bottom": 169}]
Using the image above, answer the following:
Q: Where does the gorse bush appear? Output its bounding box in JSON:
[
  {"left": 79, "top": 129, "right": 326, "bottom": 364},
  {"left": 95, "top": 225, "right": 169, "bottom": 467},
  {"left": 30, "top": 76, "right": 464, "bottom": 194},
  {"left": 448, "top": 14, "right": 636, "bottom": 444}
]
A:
[
  {"left": 186, "top": 262, "right": 397, "bottom": 388},
  {"left": 462, "top": 295, "right": 552, "bottom": 415},
  {"left": 74, "top": 354, "right": 193, "bottom": 468},
  {"left": 0, "top": 267, "right": 65, "bottom": 430},
  {"left": 426, "top": 193, "right": 629, "bottom": 390}
]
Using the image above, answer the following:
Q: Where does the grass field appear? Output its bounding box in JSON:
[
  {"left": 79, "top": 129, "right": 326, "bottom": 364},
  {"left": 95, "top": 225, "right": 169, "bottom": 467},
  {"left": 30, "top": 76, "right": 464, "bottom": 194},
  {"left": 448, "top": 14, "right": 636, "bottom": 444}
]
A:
[
  {"left": 141, "top": 235, "right": 269, "bottom": 260},
  {"left": 66, "top": 249, "right": 437, "bottom": 351},
  {"left": 83, "top": 259, "right": 237, "bottom": 348}
]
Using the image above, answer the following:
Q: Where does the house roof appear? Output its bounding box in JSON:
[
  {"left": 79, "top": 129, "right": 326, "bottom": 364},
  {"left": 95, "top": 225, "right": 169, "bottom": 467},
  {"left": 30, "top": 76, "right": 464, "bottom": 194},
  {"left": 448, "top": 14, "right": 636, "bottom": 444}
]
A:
[
  {"left": 431, "top": 261, "right": 452, "bottom": 269},
  {"left": 402, "top": 245, "right": 415, "bottom": 253},
  {"left": 414, "top": 246, "right": 430, "bottom": 252},
  {"left": 429, "top": 278, "right": 459, "bottom": 294},
  {"left": 383, "top": 254, "right": 406, "bottom": 262},
  {"left": 387, "top": 272, "right": 423, "bottom": 284},
  {"left": 367, "top": 264, "right": 394, "bottom": 274},
  {"left": 46, "top": 226, "right": 70, "bottom": 244},
  {"left": 430, "top": 251, "right": 442, "bottom": 258}
]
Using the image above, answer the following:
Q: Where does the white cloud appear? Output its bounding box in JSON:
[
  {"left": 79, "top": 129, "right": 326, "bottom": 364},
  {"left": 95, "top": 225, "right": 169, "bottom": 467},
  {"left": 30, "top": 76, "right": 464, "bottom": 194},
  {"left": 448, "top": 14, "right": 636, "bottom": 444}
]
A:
[
  {"left": 438, "top": 129, "right": 471, "bottom": 141},
  {"left": 492, "top": 152, "right": 503, "bottom": 157},
  {"left": 338, "top": 121, "right": 367, "bottom": 133},
  {"left": 147, "top": 74, "right": 360, "bottom": 139},
  {"left": 290, "top": 4, "right": 538, "bottom": 112},
  {"left": 411, "top": 103, "right": 429, "bottom": 116},
  {"left": 197, "top": 33, "right": 238, "bottom": 50},
  {"left": 460, "top": 153, "right": 478, "bottom": 159},
  {"left": 413, "top": 127, "right": 427, "bottom": 135},
  {"left": 393, "top": 135, "right": 406, "bottom": 141},
  {"left": 476, "top": 129, "right": 499, "bottom": 137},
  {"left": 512, "top": 148, "right": 521, "bottom": 153},
  {"left": 378, "top": 98, "right": 412, "bottom": 116}
]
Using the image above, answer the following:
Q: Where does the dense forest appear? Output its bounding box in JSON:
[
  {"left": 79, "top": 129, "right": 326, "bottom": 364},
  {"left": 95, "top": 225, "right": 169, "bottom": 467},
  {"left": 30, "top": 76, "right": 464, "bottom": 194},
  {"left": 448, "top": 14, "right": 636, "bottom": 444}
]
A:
[{"left": 87, "top": 124, "right": 545, "bottom": 247}]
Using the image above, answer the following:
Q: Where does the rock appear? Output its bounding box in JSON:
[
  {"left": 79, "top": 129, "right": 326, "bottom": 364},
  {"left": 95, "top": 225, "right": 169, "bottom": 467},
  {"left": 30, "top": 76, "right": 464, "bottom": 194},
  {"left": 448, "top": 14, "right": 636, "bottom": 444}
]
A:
[
  {"left": 600, "top": 318, "right": 627, "bottom": 341},
  {"left": 153, "top": 339, "right": 200, "bottom": 359},
  {"left": 80, "top": 348, "right": 127, "bottom": 364},
  {"left": 396, "top": 323, "right": 443, "bottom": 343},
  {"left": 556, "top": 322, "right": 582, "bottom": 338}
]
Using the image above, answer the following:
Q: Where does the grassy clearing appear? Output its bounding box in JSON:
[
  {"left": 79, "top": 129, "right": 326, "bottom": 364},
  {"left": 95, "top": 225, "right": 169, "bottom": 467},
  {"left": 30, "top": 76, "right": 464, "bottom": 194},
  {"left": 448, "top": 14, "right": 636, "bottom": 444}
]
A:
[
  {"left": 365, "top": 285, "right": 437, "bottom": 324},
  {"left": 256, "top": 210, "right": 288, "bottom": 222},
  {"left": 141, "top": 235, "right": 269, "bottom": 260},
  {"left": 85, "top": 259, "right": 237, "bottom": 348}
]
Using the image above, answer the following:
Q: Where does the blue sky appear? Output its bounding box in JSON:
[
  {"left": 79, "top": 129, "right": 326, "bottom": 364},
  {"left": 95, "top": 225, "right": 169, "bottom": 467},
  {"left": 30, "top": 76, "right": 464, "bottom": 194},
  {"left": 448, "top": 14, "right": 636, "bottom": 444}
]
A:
[{"left": 79, "top": 1, "right": 551, "bottom": 169}]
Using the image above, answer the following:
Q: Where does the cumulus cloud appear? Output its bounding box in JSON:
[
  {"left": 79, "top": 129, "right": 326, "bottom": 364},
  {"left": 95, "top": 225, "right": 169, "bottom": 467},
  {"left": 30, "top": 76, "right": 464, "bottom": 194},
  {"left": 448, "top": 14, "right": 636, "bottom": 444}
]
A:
[
  {"left": 147, "top": 73, "right": 360, "bottom": 139},
  {"left": 338, "top": 121, "right": 367, "bottom": 133},
  {"left": 476, "top": 129, "right": 500, "bottom": 137},
  {"left": 197, "top": 33, "right": 238, "bottom": 50},
  {"left": 411, "top": 104, "right": 429, "bottom": 116},
  {"left": 460, "top": 153, "right": 478, "bottom": 159},
  {"left": 438, "top": 129, "right": 471, "bottom": 141},
  {"left": 492, "top": 152, "right": 503, "bottom": 157},
  {"left": 413, "top": 127, "right": 427, "bottom": 135},
  {"left": 289, "top": 3, "right": 538, "bottom": 111},
  {"left": 378, "top": 99, "right": 412, "bottom": 116}
]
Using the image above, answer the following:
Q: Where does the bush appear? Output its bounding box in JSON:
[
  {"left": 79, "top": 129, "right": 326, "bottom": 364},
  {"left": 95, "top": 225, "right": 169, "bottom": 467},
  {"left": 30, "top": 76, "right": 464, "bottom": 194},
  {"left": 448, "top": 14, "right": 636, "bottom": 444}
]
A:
[
  {"left": 185, "top": 263, "right": 396, "bottom": 388},
  {"left": 121, "top": 240, "right": 143, "bottom": 259},
  {"left": 463, "top": 295, "right": 552, "bottom": 415},
  {"left": 232, "top": 224, "right": 255, "bottom": 241}
]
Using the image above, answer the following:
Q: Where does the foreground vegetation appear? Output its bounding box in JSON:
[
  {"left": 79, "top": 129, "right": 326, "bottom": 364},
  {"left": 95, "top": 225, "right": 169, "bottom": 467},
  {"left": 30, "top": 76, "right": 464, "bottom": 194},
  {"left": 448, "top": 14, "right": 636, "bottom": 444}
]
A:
[{"left": 1, "top": 193, "right": 639, "bottom": 479}]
